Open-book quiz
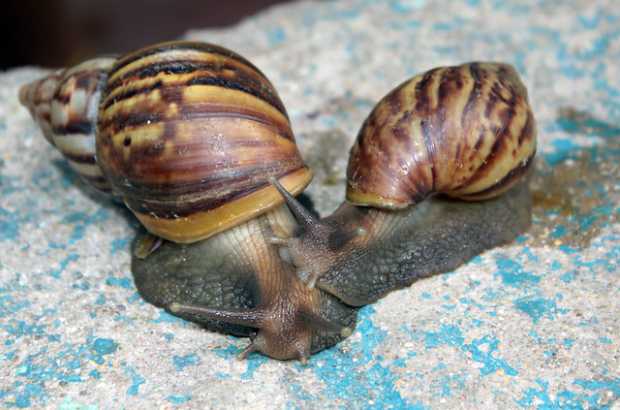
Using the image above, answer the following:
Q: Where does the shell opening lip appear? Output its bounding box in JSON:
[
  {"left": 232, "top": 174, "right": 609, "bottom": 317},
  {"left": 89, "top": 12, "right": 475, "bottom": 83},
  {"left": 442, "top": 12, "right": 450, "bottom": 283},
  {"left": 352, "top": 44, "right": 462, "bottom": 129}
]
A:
[
  {"left": 132, "top": 167, "right": 313, "bottom": 243},
  {"left": 345, "top": 189, "right": 411, "bottom": 210}
]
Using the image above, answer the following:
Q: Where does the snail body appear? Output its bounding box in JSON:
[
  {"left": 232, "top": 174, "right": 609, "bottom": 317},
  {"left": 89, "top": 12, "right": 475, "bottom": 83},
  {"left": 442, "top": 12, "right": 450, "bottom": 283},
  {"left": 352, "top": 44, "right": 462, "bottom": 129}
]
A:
[
  {"left": 271, "top": 62, "right": 536, "bottom": 297},
  {"left": 21, "top": 48, "right": 536, "bottom": 362},
  {"left": 21, "top": 41, "right": 351, "bottom": 361}
]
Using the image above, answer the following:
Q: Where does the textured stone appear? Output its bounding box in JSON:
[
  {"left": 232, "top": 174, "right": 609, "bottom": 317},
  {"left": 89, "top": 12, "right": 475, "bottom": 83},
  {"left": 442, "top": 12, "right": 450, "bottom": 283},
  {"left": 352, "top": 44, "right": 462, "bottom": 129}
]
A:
[{"left": 1, "top": 1, "right": 619, "bottom": 408}]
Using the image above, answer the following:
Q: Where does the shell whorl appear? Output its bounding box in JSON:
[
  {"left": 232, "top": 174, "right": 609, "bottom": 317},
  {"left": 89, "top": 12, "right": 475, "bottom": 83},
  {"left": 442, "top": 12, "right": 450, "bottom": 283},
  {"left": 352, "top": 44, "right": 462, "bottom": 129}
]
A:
[
  {"left": 346, "top": 62, "right": 536, "bottom": 209},
  {"left": 19, "top": 58, "right": 116, "bottom": 194},
  {"left": 95, "top": 41, "right": 312, "bottom": 243}
]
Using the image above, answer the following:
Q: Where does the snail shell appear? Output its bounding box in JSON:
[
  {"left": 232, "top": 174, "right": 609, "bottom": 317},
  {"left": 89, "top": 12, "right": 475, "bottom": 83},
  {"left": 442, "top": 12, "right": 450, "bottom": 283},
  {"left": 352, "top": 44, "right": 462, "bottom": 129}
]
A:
[
  {"left": 20, "top": 41, "right": 312, "bottom": 243},
  {"left": 19, "top": 57, "right": 116, "bottom": 193},
  {"left": 346, "top": 62, "right": 536, "bottom": 209}
]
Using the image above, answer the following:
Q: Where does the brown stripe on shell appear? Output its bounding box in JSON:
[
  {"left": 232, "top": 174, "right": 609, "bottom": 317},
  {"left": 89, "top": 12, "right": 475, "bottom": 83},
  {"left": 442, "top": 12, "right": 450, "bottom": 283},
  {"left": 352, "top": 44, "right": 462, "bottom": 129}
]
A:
[
  {"left": 63, "top": 152, "right": 97, "bottom": 164},
  {"left": 110, "top": 41, "right": 266, "bottom": 82},
  {"left": 101, "top": 62, "right": 286, "bottom": 116},
  {"left": 518, "top": 109, "right": 535, "bottom": 145},
  {"left": 19, "top": 57, "right": 115, "bottom": 195},
  {"left": 456, "top": 151, "right": 535, "bottom": 200},
  {"left": 51, "top": 120, "right": 94, "bottom": 135},
  {"left": 346, "top": 62, "right": 537, "bottom": 208},
  {"left": 120, "top": 163, "right": 306, "bottom": 218},
  {"left": 99, "top": 101, "right": 294, "bottom": 142}
]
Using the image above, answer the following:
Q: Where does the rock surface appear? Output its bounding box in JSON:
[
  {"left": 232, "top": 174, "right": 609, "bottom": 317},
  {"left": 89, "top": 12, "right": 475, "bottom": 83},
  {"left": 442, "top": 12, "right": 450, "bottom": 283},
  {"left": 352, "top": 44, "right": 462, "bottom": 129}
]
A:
[{"left": 1, "top": 0, "right": 619, "bottom": 408}]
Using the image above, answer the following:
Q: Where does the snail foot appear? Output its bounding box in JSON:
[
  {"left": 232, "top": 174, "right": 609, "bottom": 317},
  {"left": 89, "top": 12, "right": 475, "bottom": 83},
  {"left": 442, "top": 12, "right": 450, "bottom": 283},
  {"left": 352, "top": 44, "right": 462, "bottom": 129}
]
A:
[{"left": 133, "top": 233, "right": 163, "bottom": 259}]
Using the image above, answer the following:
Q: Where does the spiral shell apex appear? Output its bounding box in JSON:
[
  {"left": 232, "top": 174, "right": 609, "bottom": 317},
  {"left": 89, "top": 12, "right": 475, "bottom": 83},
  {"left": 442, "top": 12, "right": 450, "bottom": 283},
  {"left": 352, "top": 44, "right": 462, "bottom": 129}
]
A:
[
  {"left": 19, "top": 57, "right": 116, "bottom": 193},
  {"left": 346, "top": 62, "right": 536, "bottom": 209},
  {"left": 96, "top": 41, "right": 312, "bottom": 243}
]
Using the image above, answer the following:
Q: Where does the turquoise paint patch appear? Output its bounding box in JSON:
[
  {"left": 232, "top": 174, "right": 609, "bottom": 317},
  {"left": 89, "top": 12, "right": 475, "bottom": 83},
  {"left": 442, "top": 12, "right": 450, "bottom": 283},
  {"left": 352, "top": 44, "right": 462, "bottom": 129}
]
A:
[
  {"left": 173, "top": 353, "right": 200, "bottom": 371},
  {"left": 13, "top": 383, "right": 45, "bottom": 408},
  {"left": 459, "top": 297, "right": 484, "bottom": 310},
  {"left": 215, "top": 372, "right": 231, "bottom": 380},
  {"left": 0, "top": 172, "right": 21, "bottom": 196},
  {"left": 433, "top": 372, "right": 466, "bottom": 398},
  {"left": 0, "top": 207, "right": 20, "bottom": 241},
  {"left": 49, "top": 253, "right": 79, "bottom": 279},
  {"left": 72, "top": 281, "right": 90, "bottom": 291},
  {"left": 58, "top": 397, "right": 98, "bottom": 410},
  {"left": 514, "top": 296, "right": 562, "bottom": 323},
  {"left": 2, "top": 319, "right": 47, "bottom": 340},
  {"left": 123, "top": 364, "right": 145, "bottom": 396},
  {"left": 267, "top": 27, "right": 286, "bottom": 46},
  {"left": 105, "top": 276, "right": 132, "bottom": 289},
  {"left": 389, "top": 0, "right": 424, "bottom": 13},
  {"left": 127, "top": 292, "right": 142, "bottom": 304},
  {"left": 212, "top": 343, "right": 239, "bottom": 359},
  {"left": 517, "top": 377, "right": 620, "bottom": 409},
  {"left": 495, "top": 258, "right": 540, "bottom": 287},
  {"left": 7, "top": 337, "right": 118, "bottom": 407},
  {"left": 574, "top": 377, "right": 620, "bottom": 400},
  {"left": 551, "top": 225, "right": 567, "bottom": 239},
  {"left": 0, "top": 295, "right": 30, "bottom": 318},
  {"left": 563, "top": 338, "right": 575, "bottom": 348},
  {"left": 1, "top": 350, "right": 16, "bottom": 362},
  {"left": 241, "top": 355, "right": 268, "bottom": 380},
  {"left": 91, "top": 338, "right": 118, "bottom": 364},
  {"left": 310, "top": 307, "right": 413, "bottom": 408},
  {"left": 598, "top": 337, "right": 612, "bottom": 344},
  {"left": 152, "top": 311, "right": 187, "bottom": 325},
  {"left": 110, "top": 238, "right": 129, "bottom": 255},
  {"left": 167, "top": 394, "right": 191, "bottom": 405},
  {"left": 544, "top": 138, "right": 582, "bottom": 166},
  {"left": 62, "top": 209, "right": 110, "bottom": 246},
  {"left": 94, "top": 294, "right": 106, "bottom": 305},
  {"left": 423, "top": 325, "right": 517, "bottom": 376},
  {"left": 211, "top": 340, "right": 267, "bottom": 379},
  {"left": 560, "top": 271, "right": 576, "bottom": 283}
]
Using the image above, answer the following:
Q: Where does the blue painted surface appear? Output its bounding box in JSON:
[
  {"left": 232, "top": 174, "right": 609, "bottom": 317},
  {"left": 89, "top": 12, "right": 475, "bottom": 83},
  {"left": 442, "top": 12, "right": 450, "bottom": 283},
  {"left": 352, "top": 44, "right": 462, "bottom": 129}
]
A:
[
  {"left": 172, "top": 353, "right": 200, "bottom": 371},
  {"left": 1, "top": 0, "right": 619, "bottom": 408},
  {"left": 123, "top": 364, "right": 145, "bottom": 397}
]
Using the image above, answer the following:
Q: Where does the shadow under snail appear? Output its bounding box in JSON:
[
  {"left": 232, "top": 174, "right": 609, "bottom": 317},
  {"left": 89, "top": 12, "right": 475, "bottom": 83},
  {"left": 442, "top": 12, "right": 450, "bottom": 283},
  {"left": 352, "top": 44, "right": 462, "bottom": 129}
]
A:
[{"left": 19, "top": 41, "right": 536, "bottom": 362}]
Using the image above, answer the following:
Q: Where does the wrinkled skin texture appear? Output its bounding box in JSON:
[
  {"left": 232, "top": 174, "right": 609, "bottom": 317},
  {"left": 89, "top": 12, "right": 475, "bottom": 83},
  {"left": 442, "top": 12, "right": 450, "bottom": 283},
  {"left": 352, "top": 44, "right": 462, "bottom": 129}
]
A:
[
  {"left": 132, "top": 182, "right": 531, "bottom": 360},
  {"left": 315, "top": 182, "right": 532, "bottom": 306},
  {"left": 132, "top": 210, "right": 357, "bottom": 361}
]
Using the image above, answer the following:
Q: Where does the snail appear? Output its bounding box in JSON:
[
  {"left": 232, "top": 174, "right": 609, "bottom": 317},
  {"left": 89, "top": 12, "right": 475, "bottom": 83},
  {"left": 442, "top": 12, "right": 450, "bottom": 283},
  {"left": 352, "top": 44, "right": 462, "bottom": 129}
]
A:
[
  {"left": 20, "top": 41, "right": 536, "bottom": 362},
  {"left": 268, "top": 62, "right": 537, "bottom": 304},
  {"left": 20, "top": 41, "right": 357, "bottom": 362}
]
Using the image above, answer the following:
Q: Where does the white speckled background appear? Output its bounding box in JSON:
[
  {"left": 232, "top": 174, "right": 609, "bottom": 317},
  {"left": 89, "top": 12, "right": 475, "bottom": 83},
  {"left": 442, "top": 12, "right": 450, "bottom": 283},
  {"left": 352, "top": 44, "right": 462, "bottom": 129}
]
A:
[{"left": 1, "top": 1, "right": 619, "bottom": 409}]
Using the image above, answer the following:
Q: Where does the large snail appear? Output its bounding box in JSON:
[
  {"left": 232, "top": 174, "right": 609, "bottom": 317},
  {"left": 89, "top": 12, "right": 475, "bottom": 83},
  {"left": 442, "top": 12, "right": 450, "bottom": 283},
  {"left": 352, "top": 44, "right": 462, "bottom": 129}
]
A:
[{"left": 20, "top": 40, "right": 536, "bottom": 362}]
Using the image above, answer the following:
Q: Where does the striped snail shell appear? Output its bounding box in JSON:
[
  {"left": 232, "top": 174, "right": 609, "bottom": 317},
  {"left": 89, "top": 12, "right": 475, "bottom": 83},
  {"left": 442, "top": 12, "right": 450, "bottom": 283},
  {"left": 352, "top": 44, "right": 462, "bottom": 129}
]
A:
[
  {"left": 346, "top": 62, "right": 536, "bottom": 209},
  {"left": 96, "top": 41, "right": 311, "bottom": 243},
  {"left": 20, "top": 41, "right": 312, "bottom": 243},
  {"left": 19, "top": 57, "right": 116, "bottom": 193}
]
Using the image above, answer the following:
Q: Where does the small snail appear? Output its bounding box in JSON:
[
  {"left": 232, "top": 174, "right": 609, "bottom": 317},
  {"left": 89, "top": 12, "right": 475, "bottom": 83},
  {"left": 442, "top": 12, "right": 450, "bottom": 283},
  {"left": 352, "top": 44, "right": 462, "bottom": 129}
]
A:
[
  {"left": 21, "top": 42, "right": 536, "bottom": 362},
  {"left": 268, "top": 62, "right": 537, "bottom": 304}
]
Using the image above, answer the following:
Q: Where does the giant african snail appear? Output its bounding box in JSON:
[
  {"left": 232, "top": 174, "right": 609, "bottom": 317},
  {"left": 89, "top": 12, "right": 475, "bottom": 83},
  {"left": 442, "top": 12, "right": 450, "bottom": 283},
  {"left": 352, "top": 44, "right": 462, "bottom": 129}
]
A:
[
  {"left": 270, "top": 62, "right": 537, "bottom": 304},
  {"left": 20, "top": 41, "right": 356, "bottom": 362},
  {"left": 20, "top": 39, "right": 536, "bottom": 361}
]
